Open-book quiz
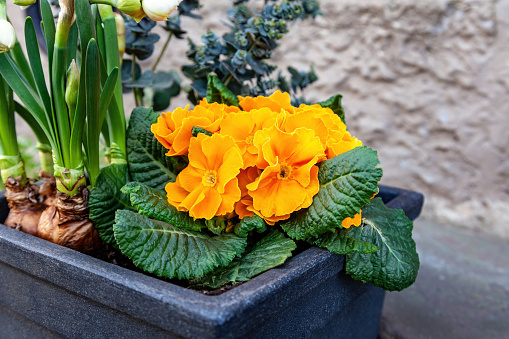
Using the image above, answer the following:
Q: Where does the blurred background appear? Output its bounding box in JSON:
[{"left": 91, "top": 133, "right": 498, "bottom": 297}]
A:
[{"left": 5, "top": 0, "right": 509, "bottom": 337}]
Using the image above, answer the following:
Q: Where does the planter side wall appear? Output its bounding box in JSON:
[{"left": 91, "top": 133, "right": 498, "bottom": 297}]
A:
[{"left": 0, "top": 187, "right": 423, "bottom": 339}]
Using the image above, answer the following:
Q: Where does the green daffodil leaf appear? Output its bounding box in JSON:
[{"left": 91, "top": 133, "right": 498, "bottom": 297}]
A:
[
  {"left": 280, "top": 146, "right": 383, "bottom": 240},
  {"left": 89, "top": 164, "right": 132, "bottom": 247},
  {"left": 113, "top": 211, "right": 247, "bottom": 280},
  {"left": 121, "top": 182, "right": 204, "bottom": 232},
  {"left": 346, "top": 198, "right": 420, "bottom": 291},
  {"left": 189, "top": 230, "right": 296, "bottom": 289}
]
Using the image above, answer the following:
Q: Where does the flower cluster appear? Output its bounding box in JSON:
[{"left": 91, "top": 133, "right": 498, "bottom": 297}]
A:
[{"left": 152, "top": 91, "right": 363, "bottom": 225}]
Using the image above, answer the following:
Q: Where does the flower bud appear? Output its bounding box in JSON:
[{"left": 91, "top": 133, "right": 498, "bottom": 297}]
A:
[
  {"left": 116, "top": 0, "right": 145, "bottom": 21},
  {"left": 114, "top": 12, "right": 126, "bottom": 59},
  {"left": 0, "top": 20, "right": 16, "bottom": 54},
  {"left": 142, "top": 0, "right": 183, "bottom": 21},
  {"left": 65, "top": 60, "right": 80, "bottom": 115},
  {"left": 12, "top": 0, "right": 36, "bottom": 9}
]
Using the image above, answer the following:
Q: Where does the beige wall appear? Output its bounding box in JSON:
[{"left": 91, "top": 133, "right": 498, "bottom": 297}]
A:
[{"left": 8, "top": 0, "right": 509, "bottom": 239}]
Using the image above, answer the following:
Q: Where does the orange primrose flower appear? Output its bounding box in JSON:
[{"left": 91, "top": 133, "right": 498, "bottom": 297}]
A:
[
  {"left": 165, "top": 133, "right": 243, "bottom": 220},
  {"left": 246, "top": 126, "right": 326, "bottom": 223},
  {"left": 239, "top": 90, "right": 295, "bottom": 114},
  {"left": 220, "top": 108, "right": 278, "bottom": 168},
  {"left": 151, "top": 99, "right": 239, "bottom": 156}
]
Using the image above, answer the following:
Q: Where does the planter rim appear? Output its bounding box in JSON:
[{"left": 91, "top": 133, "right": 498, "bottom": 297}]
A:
[{"left": 0, "top": 185, "right": 423, "bottom": 336}]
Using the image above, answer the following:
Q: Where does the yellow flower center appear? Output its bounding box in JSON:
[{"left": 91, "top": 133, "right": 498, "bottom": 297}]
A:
[
  {"left": 278, "top": 163, "right": 292, "bottom": 180},
  {"left": 245, "top": 135, "right": 254, "bottom": 144},
  {"left": 202, "top": 170, "right": 218, "bottom": 187}
]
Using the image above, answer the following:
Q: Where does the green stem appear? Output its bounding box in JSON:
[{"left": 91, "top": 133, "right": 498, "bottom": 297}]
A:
[
  {"left": 0, "top": 0, "right": 6, "bottom": 21},
  {"left": 0, "top": 154, "right": 26, "bottom": 184},
  {"left": 52, "top": 0, "right": 75, "bottom": 167},
  {"left": 152, "top": 31, "right": 174, "bottom": 72},
  {"left": 0, "top": 77, "right": 18, "bottom": 157},
  {"left": 89, "top": 0, "right": 117, "bottom": 6},
  {"left": 36, "top": 143, "right": 54, "bottom": 175},
  {"left": 132, "top": 53, "right": 140, "bottom": 106},
  {"left": 99, "top": 5, "right": 126, "bottom": 161},
  {"left": 54, "top": 161, "right": 86, "bottom": 196}
]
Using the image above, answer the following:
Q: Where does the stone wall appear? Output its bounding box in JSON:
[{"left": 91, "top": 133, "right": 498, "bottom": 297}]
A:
[{"left": 8, "top": 0, "right": 509, "bottom": 239}]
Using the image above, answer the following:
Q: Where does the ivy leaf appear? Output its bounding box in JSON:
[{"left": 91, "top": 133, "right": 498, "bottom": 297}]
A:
[
  {"left": 189, "top": 230, "right": 296, "bottom": 289},
  {"left": 280, "top": 146, "right": 383, "bottom": 240},
  {"left": 113, "top": 211, "right": 247, "bottom": 280},
  {"left": 313, "top": 228, "right": 379, "bottom": 254},
  {"left": 89, "top": 164, "right": 132, "bottom": 247},
  {"left": 346, "top": 198, "right": 420, "bottom": 291},
  {"left": 126, "top": 106, "right": 179, "bottom": 190},
  {"left": 206, "top": 74, "right": 239, "bottom": 107},
  {"left": 121, "top": 182, "right": 204, "bottom": 231},
  {"left": 234, "top": 215, "right": 267, "bottom": 237},
  {"left": 316, "top": 94, "right": 345, "bottom": 123}
]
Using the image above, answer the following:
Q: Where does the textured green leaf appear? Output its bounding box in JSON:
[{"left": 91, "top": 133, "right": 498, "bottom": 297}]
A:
[
  {"left": 317, "top": 94, "right": 345, "bottom": 123},
  {"left": 346, "top": 198, "right": 420, "bottom": 291},
  {"left": 126, "top": 106, "right": 179, "bottom": 190},
  {"left": 190, "top": 230, "right": 296, "bottom": 289},
  {"left": 121, "top": 182, "right": 204, "bottom": 232},
  {"left": 113, "top": 211, "right": 247, "bottom": 279},
  {"left": 234, "top": 215, "right": 267, "bottom": 237},
  {"left": 281, "top": 146, "right": 383, "bottom": 240},
  {"left": 313, "top": 228, "right": 379, "bottom": 254},
  {"left": 89, "top": 164, "right": 132, "bottom": 247},
  {"left": 206, "top": 74, "right": 239, "bottom": 107}
]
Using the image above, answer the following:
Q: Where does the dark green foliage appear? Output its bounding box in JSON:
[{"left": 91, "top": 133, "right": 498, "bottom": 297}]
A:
[
  {"left": 280, "top": 146, "right": 383, "bottom": 240},
  {"left": 113, "top": 210, "right": 247, "bottom": 279},
  {"left": 184, "top": 0, "right": 321, "bottom": 103},
  {"left": 234, "top": 215, "right": 267, "bottom": 237},
  {"left": 345, "top": 198, "right": 420, "bottom": 291},
  {"left": 316, "top": 94, "right": 345, "bottom": 123},
  {"left": 89, "top": 164, "right": 132, "bottom": 247},
  {"left": 313, "top": 228, "right": 379, "bottom": 254},
  {"left": 189, "top": 230, "right": 296, "bottom": 289},
  {"left": 206, "top": 74, "right": 240, "bottom": 107},
  {"left": 126, "top": 107, "right": 185, "bottom": 190},
  {"left": 121, "top": 182, "right": 204, "bottom": 231}
]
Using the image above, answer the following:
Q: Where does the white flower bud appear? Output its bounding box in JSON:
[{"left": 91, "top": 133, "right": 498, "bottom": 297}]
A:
[
  {"left": 0, "top": 20, "right": 16, "bottom": 54},
  {"left": 116, "top": 0, "right": 144, "bottom": 19},
  {"left": 142, "top": 0, "right": 183, "bottom": 21}
]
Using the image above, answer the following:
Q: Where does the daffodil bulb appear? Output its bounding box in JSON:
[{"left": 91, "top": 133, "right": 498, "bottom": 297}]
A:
[
  {"left": 0, "top": 20, "right": 16, "bottom": 54},
  {"left": 142, "top": 0, "right": 183, "bottom": 21}
]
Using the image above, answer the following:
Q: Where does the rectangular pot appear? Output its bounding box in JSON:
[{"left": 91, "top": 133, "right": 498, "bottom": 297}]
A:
[{"left": 0, "top": 185, "right": 423, "bottom": 339}]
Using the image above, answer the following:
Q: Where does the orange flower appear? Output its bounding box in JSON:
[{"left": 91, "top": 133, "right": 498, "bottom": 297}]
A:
[
  {"left": 234, "top": 167, "right": 261, "bottom": 219},
  {"left": 239, "top": 90, "right": 295, "bottom": 114},
  {"left": 165, "top": 133, "right": 243, "bottom": 219},
  {"left": 246, "top": 126, "right": 326, "bottom": 223},
  {"left": 294, "top": 104, "right": 362, "bottom": 159},
  {"left": 342, "top": 211, "right": 362, "bottom": 228},
  {"left": 151, "top": 99, "right": 239, "bottom": 156},
  {"left": 220, "top": 108, "right": 278, "bottom": 168}
]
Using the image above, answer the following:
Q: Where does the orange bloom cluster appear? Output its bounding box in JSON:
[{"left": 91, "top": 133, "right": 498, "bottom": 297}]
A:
[{"left": 152, "top": 91, "right": 364, "bottom": 227}]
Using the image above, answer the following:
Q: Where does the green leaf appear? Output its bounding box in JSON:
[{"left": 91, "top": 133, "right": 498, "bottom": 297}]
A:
[
  {"left": 190, "top": 230, "right": 296, "bottom": 289},
  {"left": 316, "top": 94, "right": 345, "bottom": 123},
  {"left": 89, "top": 164, "right": 132, "bottom": 247},
  {"left": 234, "top": 215, "right": 267, "bottom": 237},
  {"left": 121, "top": 182, "right": 204, "bottom": 232},
  {"left": 126, "top": 107, "right": 178, "bottom": 190},
  {"left": 280, "top": 146, "right": 383, "bottom": 240},
  {"left": 346, "top": 198, "right": 420, "bottom": 291},
  {"left": 313, "top": 228, "right": 379, "bottom": 254},
  {"left": 206, "top": 74, "right": 239, "bottom": 107},
  {"left": 113, "top": 211, "right": 247, "bottom": 279}
]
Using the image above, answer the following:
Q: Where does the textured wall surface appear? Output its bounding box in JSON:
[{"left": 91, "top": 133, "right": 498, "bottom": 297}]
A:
[{"left": 8, "top": 0, "right": 509, "bottom": 239}]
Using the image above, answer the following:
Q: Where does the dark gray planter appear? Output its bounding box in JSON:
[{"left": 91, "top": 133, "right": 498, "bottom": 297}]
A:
[{"left": 0, "top": 185, "right": 423, "bottom": 339}]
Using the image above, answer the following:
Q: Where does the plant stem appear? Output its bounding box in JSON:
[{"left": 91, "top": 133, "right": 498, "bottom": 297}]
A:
[
  {"left": 132, "top": 53, "right": 140, "bottom": 106},
  {"left": 99, "top": 5, "right": 127, "bottom": 162},
  {"left": 0, "top": 0, "right": 6, "bottom": 21},
  {"left": 152, "top": 31, "right": 174, "bottom": 72}
]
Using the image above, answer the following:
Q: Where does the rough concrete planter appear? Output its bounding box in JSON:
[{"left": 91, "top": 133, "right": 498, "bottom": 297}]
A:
[{"left": 0, "top": 185, "right": 423, "bottom": 339}]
